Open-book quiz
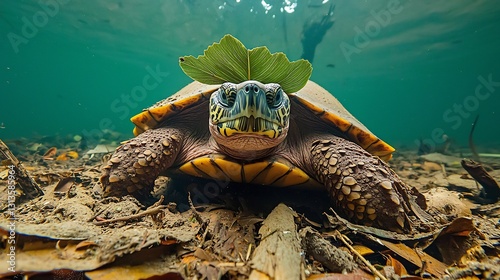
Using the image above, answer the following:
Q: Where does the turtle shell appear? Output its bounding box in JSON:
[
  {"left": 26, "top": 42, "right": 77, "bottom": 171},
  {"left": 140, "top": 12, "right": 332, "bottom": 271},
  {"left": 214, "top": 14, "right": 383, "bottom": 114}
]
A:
[
  {"left": 289, "top": 81, "right": 395, "bottom": 161},
  {"left": 130, "top": 80, "right": 395, "bottom": 161}
]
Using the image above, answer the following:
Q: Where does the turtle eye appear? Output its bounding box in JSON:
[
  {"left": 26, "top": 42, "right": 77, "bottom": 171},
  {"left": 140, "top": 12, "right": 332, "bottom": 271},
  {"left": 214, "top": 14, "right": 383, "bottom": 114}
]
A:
[
  {"left": 219, "top": 83, "right": 236, "bottom": 107},
  {"left": 266, "top": 84, "right": 283, "bottom": 108}
]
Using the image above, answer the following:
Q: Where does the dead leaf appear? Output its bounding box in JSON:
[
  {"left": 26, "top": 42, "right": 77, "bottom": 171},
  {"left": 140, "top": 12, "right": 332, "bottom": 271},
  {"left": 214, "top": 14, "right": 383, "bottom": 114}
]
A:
[
  {"left": 75, "top": 241, "right": 99, "bottom": 250},
  {"left": 67, "top": 151, "right": 79, "bottom": 159},
  {"left": 54, "top": 177, "right": 74, "bottom": 194},
  {"left": 161, "top": 239, "right": 178, "bottom": 246},
  {"left": 194, "top": 248, "right": 213, "bottom": 261},
  {"left": 377, "top": 239, "right": 447, "bottom": 278},
  {"left": 181, "top": 255, "right": 198, "bottom": 264},
  {"left": 422, "top": 161, "right": 441, "bottom": 172},
  {"left": 306, "top": 270, "right": 375, "bottom": 279},
  {"left": 352, "top": 245, "right": 374, "bottom": 256},
  {"left": 56, "top": 153, "right": 69, "bottom": 161},
  {"left": 386, "top": 254, "right": 408, "bottom": 276},
  {"left": 43, "top": 147, "right": 57, "bottom": 160}
]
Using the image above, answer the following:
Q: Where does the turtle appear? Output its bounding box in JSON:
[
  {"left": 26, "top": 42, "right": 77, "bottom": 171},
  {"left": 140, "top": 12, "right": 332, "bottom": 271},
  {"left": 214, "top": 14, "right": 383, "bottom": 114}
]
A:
[{"left": 100, "top": 80, "right": 430, "bottom": 232}]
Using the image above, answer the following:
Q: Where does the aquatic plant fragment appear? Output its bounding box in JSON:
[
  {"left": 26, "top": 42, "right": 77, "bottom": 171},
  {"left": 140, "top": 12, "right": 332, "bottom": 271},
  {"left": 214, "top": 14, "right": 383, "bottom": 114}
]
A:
[{"left": 179, "top": 34, "right": 312, "bottom": 93}]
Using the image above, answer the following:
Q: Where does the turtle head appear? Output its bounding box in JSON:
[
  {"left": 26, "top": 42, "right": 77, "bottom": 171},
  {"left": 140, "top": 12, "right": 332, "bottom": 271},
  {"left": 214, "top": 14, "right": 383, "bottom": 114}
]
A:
[{"left": 209, "top": 81, "right": 290, "bottom": 157}]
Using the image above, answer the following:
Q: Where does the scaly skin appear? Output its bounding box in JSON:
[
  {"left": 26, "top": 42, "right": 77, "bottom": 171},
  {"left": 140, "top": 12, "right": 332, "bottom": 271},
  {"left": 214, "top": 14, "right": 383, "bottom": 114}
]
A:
[
  {"left": 101, "top": 127, "right": 182, "bottom": 196},
  {"left": 101, "top": 130, "right": 430, "bottom": 232},
  {"left": 308, "top": 136, "right": 425, "bottom": 232}
]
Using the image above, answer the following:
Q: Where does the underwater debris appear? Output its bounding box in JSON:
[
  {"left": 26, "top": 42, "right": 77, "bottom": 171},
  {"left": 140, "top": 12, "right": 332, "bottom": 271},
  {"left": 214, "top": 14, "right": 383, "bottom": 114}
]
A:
[
  {"left": 461, "top": 159, "right": 500, "bottom": 202},
  {"left": 417, "top": 138, "right": 431, "bottom": 155},
  {"left": 56, "top": 151, "right": 79, "bottom": 161},
  {"left": 42, "top": 147, "right": 57, "bottom": 160},
  {"left": 300, "top": 3, "right": 335, "bottom": 63},
  {"left": 0, "top": 122, "right": 4, "bottom": 129},
  {"left": 0, "top": 139, "right": 44, "bottom": 200},
  {"left": 469, "top": 115, "right": 481, "bottom": 162}
]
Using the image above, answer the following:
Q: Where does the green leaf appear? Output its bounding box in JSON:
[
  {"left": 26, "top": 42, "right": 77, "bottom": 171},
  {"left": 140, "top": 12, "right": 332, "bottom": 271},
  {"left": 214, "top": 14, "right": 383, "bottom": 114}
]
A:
[{"left": 179, "top": 34, "right": 312, "bottom": 93}]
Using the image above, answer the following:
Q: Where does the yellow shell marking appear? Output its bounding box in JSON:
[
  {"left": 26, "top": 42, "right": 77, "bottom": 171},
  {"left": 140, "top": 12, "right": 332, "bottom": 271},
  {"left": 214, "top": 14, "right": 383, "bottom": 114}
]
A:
[
  {"left": 178, "top": 155, "right": 313, "bottom": 187},
  {"left": 289, "top": 92, "right": 395, "bottom": 161}
]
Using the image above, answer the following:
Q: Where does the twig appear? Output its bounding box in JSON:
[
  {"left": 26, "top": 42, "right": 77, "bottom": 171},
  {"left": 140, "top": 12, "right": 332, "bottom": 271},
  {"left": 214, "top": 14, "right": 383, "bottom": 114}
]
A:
[
  {"left": 335, "top": 230, "right": 388, "bottom": 280},
  {"left": 440, "top": 163, "right": 447, "bottom": 177},
  {"left": 461, "top": 159, "right": 500, "bottom": 201},
  {"left": 468, "top": 115, "right": 480, "bottom": 162},
  {"left": 0, "top": 139, "right": 44, "bottom": 199},
  {"left": 93, "top": 205, "right": 167, "bottom": 225}
]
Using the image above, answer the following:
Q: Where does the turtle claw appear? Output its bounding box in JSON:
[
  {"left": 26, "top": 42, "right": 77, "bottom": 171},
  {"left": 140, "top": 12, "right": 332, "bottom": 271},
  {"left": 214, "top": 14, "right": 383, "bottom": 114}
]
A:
[
  {"left": 310, "top": 137, "right": 429, "bottom": 233},
  {"left": 100, "top": 128, "right": 182, "bottom": 197}
]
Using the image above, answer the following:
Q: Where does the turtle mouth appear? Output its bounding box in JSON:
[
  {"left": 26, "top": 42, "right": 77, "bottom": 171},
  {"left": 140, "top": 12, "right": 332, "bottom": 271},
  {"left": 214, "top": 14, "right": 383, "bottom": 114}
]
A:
[{"left": 216, "top": 116, "right": 283, "bottom": 138}]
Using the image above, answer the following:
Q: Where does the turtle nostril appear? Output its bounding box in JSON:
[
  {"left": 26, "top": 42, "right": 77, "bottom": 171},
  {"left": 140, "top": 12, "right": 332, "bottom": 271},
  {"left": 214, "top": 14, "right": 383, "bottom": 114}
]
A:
[{"left": 244, "top": 84, "right": 260, "bottom": 93}]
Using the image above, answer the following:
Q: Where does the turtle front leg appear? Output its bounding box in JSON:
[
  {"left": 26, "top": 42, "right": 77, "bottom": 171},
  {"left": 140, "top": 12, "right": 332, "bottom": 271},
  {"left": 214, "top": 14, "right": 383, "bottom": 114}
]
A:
[
  {"left": 100, "top": 127, "right": 182, "bottom": 196},
  {"left": 310, "top": 137, "right": 427, "bottom": 233}
]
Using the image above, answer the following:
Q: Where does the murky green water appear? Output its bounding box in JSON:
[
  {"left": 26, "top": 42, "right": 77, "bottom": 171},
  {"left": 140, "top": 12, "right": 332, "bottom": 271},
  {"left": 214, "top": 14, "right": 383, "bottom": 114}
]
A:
[{"left": 1, "top": 0, "right": 499, "bottom": 152}]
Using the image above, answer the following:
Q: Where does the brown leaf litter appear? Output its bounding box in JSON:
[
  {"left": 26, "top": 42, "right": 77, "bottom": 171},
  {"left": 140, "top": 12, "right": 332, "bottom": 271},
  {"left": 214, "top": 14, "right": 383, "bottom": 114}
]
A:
[{"left": 0, "top": 136, "right": 500, "bottom": 279}]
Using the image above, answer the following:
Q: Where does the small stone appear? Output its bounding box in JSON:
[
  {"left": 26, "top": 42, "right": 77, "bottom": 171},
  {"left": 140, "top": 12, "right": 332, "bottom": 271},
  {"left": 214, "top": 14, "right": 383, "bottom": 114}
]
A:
[
  {"left": 368, "top": 213, "right": 377, "bottom": 220},
  {"left": 366, "top": 207, "right": 376, "bottom": 215},
  {"left": 162, "top": 140, "right": 170, "bottom": 147},
  {"left": 110, "top": 157, "right": 121, "bottom": 164},
  {"left": 337, "top": 194, "right": 344, "bottom": 201},
  {"left": 347, "top": 203, "right": 355, "bottom": 210},
  {"left": 135, "top": 148, "right": 141, "bottom": 153},
  {"left": 144, "top": 150, "right": 152, "bottom": 156},
  {"left": 358, "top": 198, "right": 367, "bottom": 205}
]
